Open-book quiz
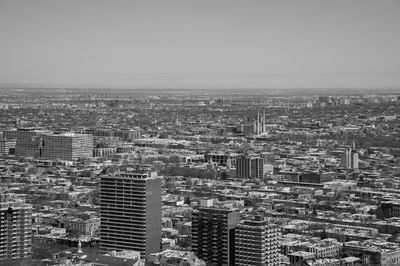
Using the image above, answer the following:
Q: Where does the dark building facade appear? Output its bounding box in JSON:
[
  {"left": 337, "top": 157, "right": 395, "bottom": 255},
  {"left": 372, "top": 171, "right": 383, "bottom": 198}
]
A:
[
  {"left": 236, "top": 155, "right": 264, "bottom": 179},
  {"left": 99, "top": 169, "right": 162, "bottom": 258},
  {"left": 192, "top": 206, "right": 240, "bottom": 266}
]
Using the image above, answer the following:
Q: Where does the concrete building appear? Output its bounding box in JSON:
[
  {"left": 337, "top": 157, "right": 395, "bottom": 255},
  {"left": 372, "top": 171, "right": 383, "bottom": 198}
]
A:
[
  {"left": 192, "top": 205, "right": 240, "bottom": 266},
  {"left": 0, "top": 140, "right": 15, "bottom": 156},
  {"left": 86, "top": 128, "right": 141, "bottom": 142},
  {"left": 15, "top": 137, "right": 42, "bottom": 158},
  {"left": 344, "top": 240, "right": 400, "bottom": 266},
  {"left": 100, "top": 169, "right": 162, "bottom": 257},
  {"left": 93, "top": 147, "right": 117, "bottom": 158},
  {"left": 41, "top": 133, "right": 93, "bottom": 161},
  {"left": 3, "top": 127, "right": 50, "bottom": 141},
  {"left": 62, "top": 217, "right": 100, "bottom": 237},
  {"left": 205, "top": 152, "right": 238, "bottom": 167},
  {"left": 236, "top": 155, "right": 264, "bottom": 179},
  {"left": 340, "top": 142, "right": 359, "bottom": 169},
  {"left": 8, "top": 128, "right": 51, "bottom": 158},
  {"left": 235, "top": 216, "right": 280, "bottom": 266},
  {"left": 0, "top": 193, "right": 32, "bottom": 264}
]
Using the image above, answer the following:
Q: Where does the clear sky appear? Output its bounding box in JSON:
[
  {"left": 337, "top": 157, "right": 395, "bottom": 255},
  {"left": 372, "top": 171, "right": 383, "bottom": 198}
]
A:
[{"left": 0, "top": 0, "right": 399, "bottom": 89}]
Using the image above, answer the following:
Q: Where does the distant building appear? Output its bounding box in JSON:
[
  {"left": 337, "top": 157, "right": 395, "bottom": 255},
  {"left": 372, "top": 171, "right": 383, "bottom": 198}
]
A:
[
  {"left": 341, "top": 148, "right": 359, "bottom": 169},
  {"left": 86, "top": 128, "right": 141, "bottom": 142},
  {"left": 0, "top": 193, "right": 32, "bottom": 264},
  {"left": 40, "top": 133, "right": 93, "bottom": 161},
  {"left": 289, "top": 251, "right": 316, "bottom": 266},
  {"left": 62, "top": 217, "right": 100, "bottom": 237},
  {"left": 345, "top": 240, "right": 400, "bottom": 266},
  {"left": 237, "top": 109, "right": 267, "bottom": 136},
  {"left": 0, "top": 139, "right": 15, "bottom": 156},
  {"left": 100, "top": 169, "right": 162, "bottom": 257},
  {"left": 93, "top": 147, "right": 117, "bottom": 157},
  {"left": 147, "top": 249, "right": 206, "bottom": 266},
  {"left": 15, "top": 137, "right": 43, "bottom": 158},
  {"left": 340, "top": 142, "right": 359, "bottom": 169},
  {"left": 192, "top": 206, "right": 240, "bottom": 266},
  {"left": 8, "top": 128, "right": 51, "bottom": 157},
  {"left": 11, "top": 129, "right": 94, "bottom": 161},
  {"left": 3, "top": 127, "right": 50, "bottom": 141},
  {"left": 236, "top": 155, "right": 264, "bottom": 179},
  {"left": 205, "top": 152, "right": 238, "bottom": 167},
  {"left": 235, "top": 216, "right": 280, "bottom": 266}
]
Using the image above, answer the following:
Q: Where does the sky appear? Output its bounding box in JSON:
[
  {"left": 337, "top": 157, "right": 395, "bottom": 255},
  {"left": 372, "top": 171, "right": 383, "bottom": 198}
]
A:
[{"left": 0, "top": 0, "right": 400, "bottom": 89}]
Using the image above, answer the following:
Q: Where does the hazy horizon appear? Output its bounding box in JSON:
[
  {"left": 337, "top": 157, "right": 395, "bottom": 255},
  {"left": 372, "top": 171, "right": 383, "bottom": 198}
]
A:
[{"left": 1, "top": 0, "right": 400, "bottom": 89}]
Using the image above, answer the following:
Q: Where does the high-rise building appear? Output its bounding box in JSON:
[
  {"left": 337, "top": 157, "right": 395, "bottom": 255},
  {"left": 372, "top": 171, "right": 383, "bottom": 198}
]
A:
[
  {"left": 99, "top": 169, "right": 162, "bottom": 258},
  {"left": 340, "top": 142, "right": 359, "bottom": 169},
  {"left": 235, "top": 216, "right": 280, "bottom": 266},
  {"left": 351, "top": 150, "right": 359, "bottom": 169},
  {"left": 0, "top": 193, "right": 32, "bottom": 264},
  {"left": 192, "top": 205, "right": 240, "bottom": 266},
  {"left": 340, "top": 149, "right": 351, "bottom": 168},
  {"left": 41, "top": 133, "right": 93, "bottom": 161},
  {"left": 236, "top": 155, "right": 264, "bottom": 179}
]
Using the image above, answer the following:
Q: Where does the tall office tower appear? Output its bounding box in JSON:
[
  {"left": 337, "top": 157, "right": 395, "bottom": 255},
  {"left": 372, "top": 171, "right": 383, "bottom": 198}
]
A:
[
  {"left": 41, "top": 133, "right": 93, "bottom": 161},
  {"left": 0, "top": 193, "right": 32, "bottom": 264},
  {"left": 99, "top": 169, "right": 162, "bottom": 258},
  {"left": 341, "top": 146, "right": 359, "bottom": 169},
  {"left": 235, "top": 216, "right": 280, "bottom": 266},
  {"left": 351, "top": 150, "right": 359, "bottom": 169},
  {"left": 236, "top": 155, "right": 264, "bottom": 179},
  {"left": 192, "top": 206, "right": 240, "bottom": 266},
  {"left": 340, "top": 148, "right": 351, "bottom": 168}
]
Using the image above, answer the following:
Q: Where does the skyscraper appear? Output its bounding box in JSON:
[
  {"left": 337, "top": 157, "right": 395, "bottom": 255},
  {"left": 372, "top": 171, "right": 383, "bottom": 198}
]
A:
[
  {"left": 99, "top": 169, "right": 162, "bottom": 258},
  {"left": 0, "top": 193, "right": 32, "bottom": 264},
  {"left": 192, "top": 205, "right": 240, "bottom": 266},
  {"left": 236, "top": 155, "right": 264, "bottom": 179},
  {"left": 235, "top": 216, "right": 280, "bottom": 266}
]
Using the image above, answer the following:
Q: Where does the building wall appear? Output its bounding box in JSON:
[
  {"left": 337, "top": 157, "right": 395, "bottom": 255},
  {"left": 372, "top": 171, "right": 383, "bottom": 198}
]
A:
[
  {"left": 41, "top": 134, "right": 93, "bottom": 161},
  {"left": 192, "top": 207, "right": 240, "bottom": 266},
  {"left": 236, "top": 155, "right": 264, "bottom": 179},
  {"left": 145, "top": 178, "right": 162, "bottom": 255},
  {"left": 100, "top": 171, "right": 161, "bottom": 258},
  {"left": 235, "top": 220, "right": 280, "bottom": 266},
  {"left": 0, "top": 196, "right": 32, "bottom": 264},
  {"left": 0, "top": 140, "right": 15, "bottom": 156},
  {"left": 15, "top": 137, "right": 41, "bottom": 158}
]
